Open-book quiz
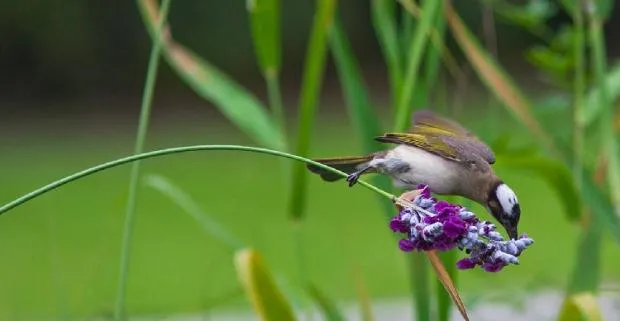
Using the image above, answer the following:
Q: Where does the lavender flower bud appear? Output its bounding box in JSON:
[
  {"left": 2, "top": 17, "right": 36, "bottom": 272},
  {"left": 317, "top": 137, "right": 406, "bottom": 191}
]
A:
[
  {"left": 459, "top": 210, "right": 476, "bottom": 221},
  {"left": 422, "top": 222, "right": 443, "bottom": 241},
  {"left": 488, "top": 231, "right": 503, "bottom": 241}
]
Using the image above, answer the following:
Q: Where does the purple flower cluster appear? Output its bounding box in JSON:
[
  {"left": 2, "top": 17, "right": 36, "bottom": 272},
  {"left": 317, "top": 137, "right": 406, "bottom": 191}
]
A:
[{"left": 389, "top": 185, "right": 534, "bottom": 272}]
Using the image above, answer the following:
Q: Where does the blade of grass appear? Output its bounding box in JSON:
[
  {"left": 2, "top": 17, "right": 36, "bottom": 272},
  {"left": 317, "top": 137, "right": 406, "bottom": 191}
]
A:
[
  {"left": 444, "top": 0, "right": 558, "bottom": 155},
  {"left": 557, "top": 292, "right": 604, "bottom": 321},
  {"left": 394, "top": 0, "right": 441, "bottom": 132},
  {"left": 580, "top": 62, "right": 620, "bottom": 127},
  {"left": 247, "top": 0, "right": 286, "bottom": 144},
  {"left": 329, "top": 16, "right": 393, "bottom": 216},
  {"left": 567, "top": 215, "right": 602, "bottom": 294},
  {"left": 138, "top": 0, "right": 284, "bottom": 150},
  {"left": 398, "top": 0, "right": 463, "bottom": 84},
  {"left": 410, "top": 254, "right": 432, "bottom": 321},
  {"left": 495, "top": 154, "right": 581, "bottom": 222},
  {"left": 435, "top": 250, "right": 457, "bottom": 321},
  {"left": 427, "top": 251, "right": 469, "bottom": 321},
  {"left": 423, "top": 1, "right": 447, "bottom": 93},
  {"left": 307, "top": 283, "right": 346, "bottom": 321},
  {"left": 288, "top": 0, "right": 337, "bottom": 220},
  {"left": 371, "top": 0, "right": 402, "bottom": 106},
  {"left": 352, "top": 267, "right": 374, "bottom": 321},
  {"left": 570, "top": 2, "right": 586, "bottom": 193},
  {"left": 144, "top": 174, "right": 244, "bottom": 250},
  {"left": 587, "top": 6, "right": 620, "bottom": 216},
  {"left": 114, "top": 1, "right": 172, "bottom": 319},
  {"left": 235, "top": 249, "right": 296, "bottom": 321}
]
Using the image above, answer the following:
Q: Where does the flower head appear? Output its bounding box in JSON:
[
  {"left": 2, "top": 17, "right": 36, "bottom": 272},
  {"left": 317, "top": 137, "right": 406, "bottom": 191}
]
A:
[{"left": 390, "top": 185, "right": 534, "bottom": 272}]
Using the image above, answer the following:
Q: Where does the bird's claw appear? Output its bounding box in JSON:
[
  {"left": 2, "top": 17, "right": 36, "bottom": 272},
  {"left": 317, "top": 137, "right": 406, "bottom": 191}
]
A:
[{"left": 346, "top": 173, "right": 360, "bottom": 187}]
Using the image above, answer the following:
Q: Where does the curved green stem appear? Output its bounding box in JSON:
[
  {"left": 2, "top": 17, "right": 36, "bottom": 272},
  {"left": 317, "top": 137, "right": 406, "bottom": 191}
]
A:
[{"left": 0, "top": 145, "right": 396, "bottom": 216}]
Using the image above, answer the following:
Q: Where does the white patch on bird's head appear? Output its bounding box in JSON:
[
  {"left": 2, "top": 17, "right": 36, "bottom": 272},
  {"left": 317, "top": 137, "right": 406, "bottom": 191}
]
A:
[{"left": 495, "top": 183, "right": 519, "bottom": 216}]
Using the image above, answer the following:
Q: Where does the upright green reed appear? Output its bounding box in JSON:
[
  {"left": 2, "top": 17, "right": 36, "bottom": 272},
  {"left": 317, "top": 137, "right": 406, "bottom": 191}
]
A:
[
  {"left": 114, "top": 0, "right": 172, "bottom": 319},
  {"left": 288, "top": 0, "right": 336, "bottom": 220}
]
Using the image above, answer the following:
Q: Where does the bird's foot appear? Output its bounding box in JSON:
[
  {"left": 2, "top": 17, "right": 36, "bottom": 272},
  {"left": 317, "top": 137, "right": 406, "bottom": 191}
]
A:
[{"left": 346, "top": 172, "right": 361, "bottom": 187}]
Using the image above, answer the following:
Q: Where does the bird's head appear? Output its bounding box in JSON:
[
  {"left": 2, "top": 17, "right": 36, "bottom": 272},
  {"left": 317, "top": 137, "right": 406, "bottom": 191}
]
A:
[{"left": 486, "top": 182, "right": 521, "bottom": 240}]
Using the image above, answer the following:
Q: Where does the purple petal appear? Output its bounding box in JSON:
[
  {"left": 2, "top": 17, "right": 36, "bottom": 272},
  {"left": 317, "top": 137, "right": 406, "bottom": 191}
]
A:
[
  {"left": 482, "top": 261, "right": 506, "bottom": 272},
  {"left": 456, "top": 258, "right": 477, "bottom": 269},
  {"left": 443, "top": 217, "right": 468, "bottom": 238},
  {"left": 399, "top": 239, "right": 415, "bottom": 252},
  {"left": 416, "top": 184, "right": 431, "bottom": 198},
  {"left": 389, "top": 218, "right": 409, "bottom": 233}
]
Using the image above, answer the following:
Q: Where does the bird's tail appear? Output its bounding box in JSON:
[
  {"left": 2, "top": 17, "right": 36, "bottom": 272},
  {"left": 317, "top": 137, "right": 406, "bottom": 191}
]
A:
[{"left": 306, "top": 155, "right": 373, "bottom": 182}]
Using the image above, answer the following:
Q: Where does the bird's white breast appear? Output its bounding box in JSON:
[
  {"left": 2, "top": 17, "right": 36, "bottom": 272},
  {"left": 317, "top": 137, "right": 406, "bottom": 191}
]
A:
[{"left": 384, "top": 145, "right": 462, "bottom": 193}]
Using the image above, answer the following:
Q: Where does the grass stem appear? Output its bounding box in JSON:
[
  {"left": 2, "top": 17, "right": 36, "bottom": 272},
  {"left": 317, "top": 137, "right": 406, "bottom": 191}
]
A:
[{"left": 114, "top": 0, "right": 172, "bottom": 319}]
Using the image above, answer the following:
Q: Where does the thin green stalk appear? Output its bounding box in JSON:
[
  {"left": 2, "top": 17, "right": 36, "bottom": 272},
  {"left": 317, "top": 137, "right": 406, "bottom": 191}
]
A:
[
  {"left": 572, "top": 2, "right": 586, "bottom": 194},
  {"left": 481, "top": 3, "right": 499, "bottom": 131},
  {"left": 587, "top": 3, "right": 620, "bottom": 215},
  {"left": 372, "top": 0, "right": 402, "bottom": 106},
  {"left": 114, "top": 0, "right": 172, "bottom": 318},
  {"left": 289, "top": 0, "right": 336, "bottom": 220},
  {"left": 0, "top": 145, "right": 396, "bottom": 217},
  {"left": 394, "top": 0, "right": 441, "bottom": 132},
  {"left": 266, "top": 71, "right": 287, "bottom": 145},
  {"left": 410, "top": 254, "right": 431, "bottom": 321},
  {"left": 400, "top": 5, "right": 415, "bottom": 57}
]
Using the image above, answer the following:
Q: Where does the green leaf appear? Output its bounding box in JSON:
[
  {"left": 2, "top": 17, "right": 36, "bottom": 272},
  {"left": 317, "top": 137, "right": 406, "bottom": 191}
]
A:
[
  {"left": 495, "top": 155, "right": 581, "bottom": 222},
  {"left": 525, "top": 46, "right": 572, "bottom": 76},
  {"left": 247, "top": 0, "right": 281, "bottom": 74},
  {"left": 329, "top": 16, "right": 393, "bottom": 216},
  {"left": 371, "top": 0, "right": 402, "bottom": 105},
  {"left": 235, "top": 249, "right": 296, "bottom": 321},
  {"left": 557, "top": 292, "right": 604, "bottom": 321},
  {"left": 288, "top": 0, "right": 337, "bottom": 220},
  {"left": 307, "top": 283, "right": 346, "bottom": 321},
  {"left": 567, "top": 218, "right": 602, "bottom": 294},
  {"left": 579, "top": 65, "right": 620, "bottom": 129},
  {"left": 352, "top": 269, "right": 374, "bottom": 321},
  {"left": 144, "top": 174, "right": 244, "bottom": 250},
  {"left": 138, "top": 0, "right": 284, "bottom": 150},
  {"left": 394, "top": 0, "right": 442, "bottom": 132},
  {"left": 444, "top": 0, "right": 558, "bottom": 155},
  {"left": 579, "top": 167, "right": 620, "bottom": 245},
  {"left": 435, "top": 250, "right": 456, "bottom": 321}
]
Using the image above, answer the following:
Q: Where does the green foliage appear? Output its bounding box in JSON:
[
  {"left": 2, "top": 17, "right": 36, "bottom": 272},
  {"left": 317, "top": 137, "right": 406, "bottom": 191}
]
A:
[
  {"left": 288, "top": 0, "right": 337, "bottom": 220},
  {"left": 495, "top": 154, "right": 581, "bottom": 222},
  {"left": 580, "top": 63, "right": 620, "bottom": 127},
  {"left": 394, "top": 0, "right": 442, "bottom": 132},
  {"left": 557, "top": 292, "right": 604, "bottom": 321},
  {"left": 435, "top": 251, "right": 457, "bottom": 321},
  {"left": 329, "top": 17, "right": 393, "bottom": 215},
  {"left": 138, "top": 0, "right": 284, "bottom": 150},
  {"left": 371, "top": 0, "right": 402, "bottom": 105},
  {"left": 116, "top": 0, "right": 173, "bottom": 319},
  {"left": 247, "top": 0, "right": 281, "bottom": 75},
  {"left": 144, "top": 174, "right": 244, "bottom": 250},
  {"left": 307, "top": 284, "right": 346, "bottom": 321},
  {"left": 567, "top": 217, "right": 602, "bottom": 294},
  {"left": 235, "top": 249, "right": 296, "bottom": 321}
]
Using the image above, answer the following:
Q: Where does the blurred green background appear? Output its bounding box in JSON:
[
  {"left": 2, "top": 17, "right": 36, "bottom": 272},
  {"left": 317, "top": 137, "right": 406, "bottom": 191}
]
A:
[{"left": 1, "top": 1, "right": 620, "bottom": 320}]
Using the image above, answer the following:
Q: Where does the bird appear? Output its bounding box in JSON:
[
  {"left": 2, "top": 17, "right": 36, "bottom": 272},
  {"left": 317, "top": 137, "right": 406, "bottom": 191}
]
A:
[{"left": 306, "top": 109, "right": 521, "bottom": 240}]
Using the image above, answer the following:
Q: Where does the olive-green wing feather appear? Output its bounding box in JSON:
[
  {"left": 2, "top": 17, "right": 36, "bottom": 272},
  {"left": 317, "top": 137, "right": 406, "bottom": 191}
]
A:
[
  {"left": 374, "top": 133, "right": 460, "bottom": 162},
  {"left": 375, "top": 132, "right": 492, "bottom": 173},
  {"left": 410, "top": 109, "right": 496, "bottom": 165}
]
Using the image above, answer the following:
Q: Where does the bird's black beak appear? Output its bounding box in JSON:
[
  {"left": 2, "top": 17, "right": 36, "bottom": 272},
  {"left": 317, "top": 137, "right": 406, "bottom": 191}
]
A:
[
  {"left": 506, "top": 224, "right": 518, "bottom": 240},
  {"left": 505, "top": 203, "right": 521, "bottom": 240}
]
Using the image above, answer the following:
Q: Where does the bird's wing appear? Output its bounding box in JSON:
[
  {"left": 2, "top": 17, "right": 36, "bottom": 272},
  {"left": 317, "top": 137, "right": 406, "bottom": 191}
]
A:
[
  {"left": 375, "top": 132, "right": 492, "bottom": 173},
  {"left": 410, "top": 109, "right": 496, "bottom": 165}
]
